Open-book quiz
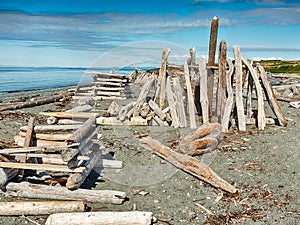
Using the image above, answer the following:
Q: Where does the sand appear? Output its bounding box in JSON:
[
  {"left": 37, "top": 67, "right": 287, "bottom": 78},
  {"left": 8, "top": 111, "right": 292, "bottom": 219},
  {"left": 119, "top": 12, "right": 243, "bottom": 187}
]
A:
[{"left": 0, "top": 85, "right": 299, "bottom": 225}]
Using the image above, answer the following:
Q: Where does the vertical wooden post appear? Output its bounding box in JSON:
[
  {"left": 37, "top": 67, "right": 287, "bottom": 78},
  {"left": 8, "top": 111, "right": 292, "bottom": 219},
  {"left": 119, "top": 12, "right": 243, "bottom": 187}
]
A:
[
  {"left": 159, "top": 48, "right": 171, "bottom": 109},
  {"left": 199, "top": 57, "right": 209, "bottom": 124},
  {"left": 257, "top": 63, "right": 287, "bottom": 126},
  {"left": 184, "top": 62, "right": 197, "bottom": 128},
  {"left": 207, "top": 16, "right": 219, "bottom": 121},
  {"left": 216, "top": 40, "right": 227, "bottom": 122},
  {"left": 172, "top": 77, "right": 187, "bottom": 128},
  {"left": 221, "top": 58, "right": 234, "bottom": 132},
  {"left": 233, "top": 46, "right": 246, "bottom": 131},
  {"left": 166, "top": 77, "right": 179, "bottom": 128}
]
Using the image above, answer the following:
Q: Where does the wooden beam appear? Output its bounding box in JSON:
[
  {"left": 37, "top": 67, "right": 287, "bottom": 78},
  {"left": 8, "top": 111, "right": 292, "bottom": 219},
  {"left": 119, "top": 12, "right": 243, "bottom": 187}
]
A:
[{"left": 159, "top": 48, "right": 171, "bottom": 109}]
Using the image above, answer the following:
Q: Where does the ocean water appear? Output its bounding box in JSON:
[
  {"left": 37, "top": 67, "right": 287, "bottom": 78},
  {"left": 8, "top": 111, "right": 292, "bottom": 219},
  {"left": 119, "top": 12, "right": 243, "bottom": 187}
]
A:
[{"left": 0, "top": 66, "right": 135, "bottom": 94}]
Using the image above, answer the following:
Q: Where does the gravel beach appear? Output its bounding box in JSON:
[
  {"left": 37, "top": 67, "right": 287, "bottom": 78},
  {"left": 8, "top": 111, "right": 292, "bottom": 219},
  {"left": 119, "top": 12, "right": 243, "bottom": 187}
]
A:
[{"left": 0, "top": 84, "right": 299, "bottom": 225}]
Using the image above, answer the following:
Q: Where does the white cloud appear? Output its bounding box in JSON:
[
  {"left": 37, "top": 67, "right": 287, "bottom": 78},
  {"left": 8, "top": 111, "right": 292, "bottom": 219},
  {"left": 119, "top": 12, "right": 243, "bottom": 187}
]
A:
[{"left": 253, "top": 56, "right": 283, "bottom": 61}]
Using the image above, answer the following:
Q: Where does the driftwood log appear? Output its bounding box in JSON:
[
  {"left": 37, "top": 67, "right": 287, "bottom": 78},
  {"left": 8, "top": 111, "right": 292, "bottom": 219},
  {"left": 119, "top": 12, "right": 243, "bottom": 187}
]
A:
[
  {"left": 46, "top": 211, "right": 153, "bottom": 225},
  {"left": 0, "top": 201, "right": 85, "bottom": 216},
  {"left": 140, "top": 135, "right": 237, "bottom": 193},
  {"left": 158, "top": 48, "right": 171, "bottom": 109},
  {"left": 5, "top": 182, "right": 126, "bottom": 204}
]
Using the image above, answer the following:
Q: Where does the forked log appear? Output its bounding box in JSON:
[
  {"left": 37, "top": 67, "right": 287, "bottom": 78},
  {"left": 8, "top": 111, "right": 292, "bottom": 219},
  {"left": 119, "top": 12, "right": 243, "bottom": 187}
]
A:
[
  {"left": 6, "top": 182, "right": 126, "bottom": 204},
  {"left": 257, "top": 63, "right": 287, "bottom": 126},
  {"left": 140, "top": 136, "right": 236, "bottom": 193},
  {"left": 0, "top": 201, "right": 85, "bottom": 216},
  {"left": 46, "top": 211, "right": 153, "bottom": 225}
]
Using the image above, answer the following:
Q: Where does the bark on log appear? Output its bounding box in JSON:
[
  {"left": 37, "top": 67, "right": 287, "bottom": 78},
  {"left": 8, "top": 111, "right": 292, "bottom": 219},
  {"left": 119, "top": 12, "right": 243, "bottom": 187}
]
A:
[
  {"left": 207, "top": 16, "right": 219, "bottom": 120},
  {"left": 221, "top": 59, "right": 234, "bottom": 132},
  {"left": 159, "top": 48, "right": 171, "bottom": 109},
  {"left": 0, "top": 92, "right": 74, "bottom": 112},
  {"left": 5, "top": 182, "right": 126, "bottom": 204},
  {"left": 140, "top": 136, "right": 236, "bottom": 193},
  {"left": 0, "top": 201, "right": 86, "bottom": 216},
  {"left": 184, "top": 62, "right": 197, "bottom": 128},
  {"left": 257, "top": 63, "right": 287, "bottom": 126},
  {"left": 45, "top": 211, "right": 153, "bottom": 225},
  {"left": 199, "top": 57, "right": 209, "bottom": 123},
  {"left": 233, "top": 46, "right": 246, "bottom": 131}
]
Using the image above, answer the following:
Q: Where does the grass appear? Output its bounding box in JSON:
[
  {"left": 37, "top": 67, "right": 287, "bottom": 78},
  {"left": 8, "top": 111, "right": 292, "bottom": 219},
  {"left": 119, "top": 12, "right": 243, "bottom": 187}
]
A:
[{"left": 256, "top": 60, "right": 300, "bottom": 74}]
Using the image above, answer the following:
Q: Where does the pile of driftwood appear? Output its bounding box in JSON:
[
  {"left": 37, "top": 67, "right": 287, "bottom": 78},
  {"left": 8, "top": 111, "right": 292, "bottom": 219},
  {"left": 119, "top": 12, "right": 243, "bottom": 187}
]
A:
[{"left": 74, "top": 70, "right": 138, "bottom": 101}]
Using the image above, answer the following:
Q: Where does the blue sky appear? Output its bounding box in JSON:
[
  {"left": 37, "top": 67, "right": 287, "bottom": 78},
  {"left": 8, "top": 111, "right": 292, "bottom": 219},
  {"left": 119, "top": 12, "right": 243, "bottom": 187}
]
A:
[{"left": 0, "top": 0, "right": 299, "bottom": 67}]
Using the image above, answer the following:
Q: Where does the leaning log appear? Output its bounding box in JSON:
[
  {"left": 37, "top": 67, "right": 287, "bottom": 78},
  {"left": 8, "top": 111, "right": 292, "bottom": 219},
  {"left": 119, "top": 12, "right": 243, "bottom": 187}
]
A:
[
  {"left": 66, "top": 116, "right": 96, "bottom": 143},
  {"left": 45, "top": 211, "right": 153, "bottom": 225},
  {"left": 5, "top": 182, "right": 126, "bottom": 204},
  {"left": 140, "top": 136, "right": 236, "bottom": 193},
  {"left": 0, "top": 201, "right": 85, "bottom": 216}
]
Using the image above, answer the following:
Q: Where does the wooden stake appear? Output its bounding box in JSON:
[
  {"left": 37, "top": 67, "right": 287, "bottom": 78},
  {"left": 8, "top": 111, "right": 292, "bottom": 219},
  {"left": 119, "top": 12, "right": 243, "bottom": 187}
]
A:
[
  {"left": 199, "top": 57, "right": 209, "bottom": 124},
  {"left": 166, "top": 77, "right": 179, "bottom": 128},
  {"left": 159, "top": 48, "right": 171, "bottom": 109},
  {"left": 172, "top": 77, "right": 187, "bottom": 127},
  {"left": 233, "top": 46, "right": 246, "bottom": 131},
  {"left": 184, "top": 62, "right": 197, "bottom": 128}
]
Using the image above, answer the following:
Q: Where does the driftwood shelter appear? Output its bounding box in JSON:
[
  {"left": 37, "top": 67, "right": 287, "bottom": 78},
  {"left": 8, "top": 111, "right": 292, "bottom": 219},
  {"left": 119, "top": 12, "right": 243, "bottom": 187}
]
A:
[{"left": 0, "top": 16, "right": 291, "bottom": 224}]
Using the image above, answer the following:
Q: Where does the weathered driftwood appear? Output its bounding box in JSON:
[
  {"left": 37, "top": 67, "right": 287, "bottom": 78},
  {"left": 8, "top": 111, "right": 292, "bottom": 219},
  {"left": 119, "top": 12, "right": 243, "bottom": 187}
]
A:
[
  {"left": 19, "top": 131, "right": 71, "bottom": 141},
  {"left": 207, "top": 16, "right": 219, "bottom": 120},
  {"left": 221, "top": 59, "right": 234, "bottom": 132},
  {"left": 140, "top": 136, "right": 236, "bottom": 193},
  {"left": 133, "top": 76, "right": 155, "bottom": 117},
  {"left": 257, "top": 63, "right": 287, "bottom": 126},
  {"left": 0, "top": 201, "right": 86, "bottom": 216},
  {"left": 45, "top": 211, "right": 153, "bottom": 225},
  {"left": 96, "top": 117, "right": 148, "bottom": 126},
  {"left": 66, "top": 150, "right": 100, "bottom": 189},
  {"left": 148, "top": 100, "right": 165, "bottom": 120},
  {"left": 67, "top": 116, "right": 96, "bottom": 143},
  {"left": 153, "top": 116, "right": 168, "bottom": 126},
  {"left": 24, "top": 117, "right": 36, "bottom": 147},
  {"left": 15, "top": 136, "right": 69, "bottom": 147},
  {"left": 0, "top": 92, "right": 73, "bottom": 112},
  {"left": 0, "top": 168, "right": 17, "bottom": 187},
  {"left": 139, "top": 103, "right": 151, "bottom": 118},
  {"left": 233, "top": 46, "right": 246, "bottom": 131},
  {"left": 178, "top": 122, "right": 222, "bottom": 155},
  {"left": 91, "top": 71, "right": 127, "bottom": 79},
  {"left": 166, "top": 77, "right": 179, "bottom": 128},
  {"left": 184, "top": 62, "right": 197, "bottom": 128},
  {"left": 66, "top": 104, "right": 93, "bottom": 113},
  {"left": 5, "top": 182, "right": 126, "bottom": 204},
  {"left": 118, "top": 102, "right": 136, "bottom": 121},
  {"left": 172, "top": 77, "right": 187, "bottom": 127},
  {"left": 241, "top": 57, "right": 266, "bottom": 130},
  {"left": 106, "top": 101, "right": 121, "bottom": 117},
  {"left": 47, "top": 116, "right": 59, "bottom": 125},
  {"left": 58, "top": 118, "right": 86, "bottom": 125},
  {"left": 20, "top": 124, "right": 82, "bottom": 133},
  {"left": 95, "top": 90, "right": 123, "bottom": 97},
  {"left": 158, "top": 48, "right": 171, "bottom": 109},
  {"left": 199, "top": 57, "right": 209, "bottom": 123},
  {"left": 40, "top": 111, "right": 98, "bottom": 119},
  {"left": 216, "top": 40, "right": 227, "bottom": 122},
  {"left": 128, "top": 69, "right": 138, "bottom": 82}
]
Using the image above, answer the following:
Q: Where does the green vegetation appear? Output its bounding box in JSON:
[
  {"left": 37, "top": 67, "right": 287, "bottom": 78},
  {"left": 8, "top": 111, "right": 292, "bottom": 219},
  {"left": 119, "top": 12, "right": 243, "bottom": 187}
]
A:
[{"left": 256, "top": 60, "right": 300, "bottom": 74}]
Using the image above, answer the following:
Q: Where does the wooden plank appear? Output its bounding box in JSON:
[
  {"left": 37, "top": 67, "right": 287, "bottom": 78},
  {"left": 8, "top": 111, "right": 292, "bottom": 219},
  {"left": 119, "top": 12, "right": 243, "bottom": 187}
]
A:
[
  {"left": 159, "top": 48, "right": 171, "bottom": 109},
  {"left": 233, "top": 46, "right": 246, "bottom": 131},
  {"left": 14, "top": 136, "right": 69, "bottom": 147},
  {"left": 199, "top": 57, "right": 209, "bottom": 124},
  {"left": 19, "top": 131, "right": 71, "bottom": 141},
  {"left": 0, "top": 161, "right": 85, "bottom": 173},
  {"left": 184, "top": 62, "right": 197, "bottom": 128},
  {"left": 24, "top": 117, "right": 35, "bottom": 147},
  {"left": 96, "top": 117, "right": 148, "bottom": 126},
  {"left": 257, "top": 63, "right": 287, "bottom": 126}
]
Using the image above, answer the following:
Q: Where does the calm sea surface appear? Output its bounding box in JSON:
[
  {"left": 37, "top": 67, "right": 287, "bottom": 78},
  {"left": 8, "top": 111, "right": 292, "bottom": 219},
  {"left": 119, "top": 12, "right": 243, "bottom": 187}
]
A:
[{"left": 0, "top": 66, "right": 134, "bottom": 94}]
